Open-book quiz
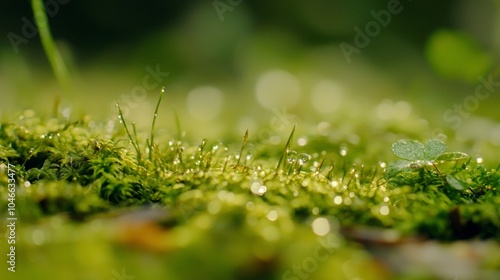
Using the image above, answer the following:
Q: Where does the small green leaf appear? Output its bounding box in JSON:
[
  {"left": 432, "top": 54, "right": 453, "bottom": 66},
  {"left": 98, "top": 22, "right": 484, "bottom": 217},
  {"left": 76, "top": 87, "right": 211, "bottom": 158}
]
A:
[
  {"left": 435, "top": 152, "right": 469, "bottom": 162},
  {"left": 386, "top": 160, "right": 412, "bottom": 176},
  {"left": 423, "top": 139, "right": 446, "bottom": 160},
  {"left": 391, "top": 139, "right": 424, "bottom": 161},
  {"left": 446, "top": 175, "right": 467, "bottom": 191}
]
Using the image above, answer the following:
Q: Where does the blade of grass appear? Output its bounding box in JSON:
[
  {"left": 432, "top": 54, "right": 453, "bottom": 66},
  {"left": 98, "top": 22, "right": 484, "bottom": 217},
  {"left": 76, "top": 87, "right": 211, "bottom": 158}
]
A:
[
  {"left": 117, "top": 102, "right": 141, "bottom": 163},
  {"left": 31, "top": 0, "right": 73, "bottom": 98},
  {"left": 149, "top": 87, "right": 165, "bottom": 161},
  {"left": 236, "top": 129, "right": 249, "bottom": 166},
  {"left": 132, "top": 122, "right": 142, "bottom": 162},
  {"left": 276, "top": 124, "right": 296, "bottom": 171}
]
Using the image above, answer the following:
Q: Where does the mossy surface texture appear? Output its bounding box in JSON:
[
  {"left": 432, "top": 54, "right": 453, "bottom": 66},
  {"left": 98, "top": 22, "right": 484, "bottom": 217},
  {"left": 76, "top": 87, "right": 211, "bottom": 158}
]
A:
[{"left": 1, "top": 104, "right": 500, "bottom": 280}]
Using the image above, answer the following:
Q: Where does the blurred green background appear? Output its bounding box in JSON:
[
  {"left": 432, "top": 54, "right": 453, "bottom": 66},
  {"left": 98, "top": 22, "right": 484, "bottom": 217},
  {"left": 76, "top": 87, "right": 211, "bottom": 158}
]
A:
[
  {"left": 2, "top": 2, "right": 500, "bottom": 279},
  {"left": 1, "top": 0, "right": 500, "bottom": 145}
]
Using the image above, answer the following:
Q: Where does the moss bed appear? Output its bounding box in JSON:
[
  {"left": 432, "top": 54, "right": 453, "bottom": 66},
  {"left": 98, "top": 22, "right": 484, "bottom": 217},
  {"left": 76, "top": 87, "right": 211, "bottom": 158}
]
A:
[{"left": 1, "top": 101, "right": 500, "bottom": 280}]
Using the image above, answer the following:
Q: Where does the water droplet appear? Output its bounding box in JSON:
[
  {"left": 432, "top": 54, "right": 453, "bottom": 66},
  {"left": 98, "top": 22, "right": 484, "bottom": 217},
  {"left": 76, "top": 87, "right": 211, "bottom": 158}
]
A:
[
  {"left": 379, "top": 162, "right": 387, "bottom": 169},
  {"left": 333, "top": 196, "right": 342, "bottom": 205},
  {"left": 199, "top": 138, "right": 208, "bottom": 151},
  {"left": 287, "top": 150, "right": 298, "bottom": 164},
  {"left": 246, "top": 201, "right": 255, "bottom": 211},
  {"left": 257, "top": 185, "right": 267, "bottom": 196},
  {"left": 250, "top": 178, "right": 262, "bottom": 194},
  {"left": 173, "top": 156, "right": 180, "bottom": 165},
  {"left": 476, "top": 157, "right": 483, "bottom": 164},
  {"left": 410, "top": 161, "right": 424, "bottom": 170},
  {"left": 312, "top": 217, "right": 330, "bottom": 236},
  {"left": 267, "top": 210, "right": 278, "bottom": 221},
  {"left": 297, "top": 137, "right": 308, "bottom": 146},
  {"left": 29, "top": 148, "right": 35, "bottom": 154},
  {"left": 344, "top": 197, "right": 352, "bottom": 205},
  {"left": 246, "top": 150, "right": 254, "bottom": 161},
  {"left": 61, "top": 107, "right": 71, "bottom": 119},
  {"left": 339, "top": 145, "right": 348, "bottom": 157},
  {"left": 212, "top": 144, "right": 220, "bottom": 152},
  {"left": 380, "top": 205, "right": 390, "bottom": 216},
  {"left": 298, "top": 153, "right": 311, "bottom": 165},
  {"left": 317, "top": 122, "right": 331, "bottom": 136}
]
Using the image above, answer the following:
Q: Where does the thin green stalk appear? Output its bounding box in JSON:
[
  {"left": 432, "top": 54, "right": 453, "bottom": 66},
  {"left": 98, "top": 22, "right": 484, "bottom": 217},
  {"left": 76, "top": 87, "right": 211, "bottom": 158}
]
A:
[
  {"left": 132, "top": 122, "right": 142, "bottom": 162},
  {"left": 276, "top": 124, "right": 296, "bottom": 171},
  {"left": 117, "top": 102, "right": 141, "bottom": 163},
  {"left": 31, "top": 0, "right": 73, "bottom": 97},
  {"left": 236, "top": 129, "right": 248, "bottom": 166},
  {"left": 148, "top": 87, "right": 165, "bottom": 161}
]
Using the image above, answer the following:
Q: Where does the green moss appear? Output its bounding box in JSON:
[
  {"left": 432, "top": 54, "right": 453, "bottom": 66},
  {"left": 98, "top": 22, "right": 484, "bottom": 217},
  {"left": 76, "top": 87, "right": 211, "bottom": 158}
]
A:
[{"left": 1, "top": 106, "right": 499, "bottom": 242}]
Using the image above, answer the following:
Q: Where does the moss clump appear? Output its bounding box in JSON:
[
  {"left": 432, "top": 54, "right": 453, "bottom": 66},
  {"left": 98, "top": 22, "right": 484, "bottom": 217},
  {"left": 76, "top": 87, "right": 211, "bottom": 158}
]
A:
[{"left": 1, "top": 106, "right": 499, "bottom": 242}]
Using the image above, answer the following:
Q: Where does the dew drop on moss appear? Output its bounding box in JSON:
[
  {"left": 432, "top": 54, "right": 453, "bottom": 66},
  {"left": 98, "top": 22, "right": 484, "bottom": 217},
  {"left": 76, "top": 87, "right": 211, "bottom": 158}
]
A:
[
  {"left": 339, "top": 146, "right": 348, "bottom": 157},
  {"left": 266, "top": 210, "right": 278, "bottom": 221},
  {"left": 380, "top": 205, "right": 390, "bottom": 216},
  {"left": 297, "top": 137, "right": 308, "bottom": 146},
  {"left": 212, "top": 144, "right": 220, "bottom": 153},
  {"left": 312, "top": 217, "right": 330, "bottom": 236},
  {"left": 298, "top": 153, "right": 311, "bottom": 165},
  {"left": 333, "top": 196, "right": 342, "bottom": 205},
  {"left": 246, "top": 150, "right": 254, "bottom": 161},
  {"left": 199, "top": 138, "right": 208, "bottom": 151},
  {"left": 286, "top": 150, "right": 297, "bottom": 164}
]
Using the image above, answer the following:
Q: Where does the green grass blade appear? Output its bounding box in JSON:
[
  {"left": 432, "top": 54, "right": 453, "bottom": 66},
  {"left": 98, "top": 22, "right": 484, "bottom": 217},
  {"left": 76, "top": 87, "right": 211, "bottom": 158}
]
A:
[
  {"left": 116, "top": 101, "right": 141, "bottom": 163},
  {"left": 149, "top": 87, "right": 165, "bottom": 160},
  {"left": 276, "top": 124, "right": 296, "bottom": 171},
  {"left": 31, "top": 0, "right": 73, "bottom": 98}
]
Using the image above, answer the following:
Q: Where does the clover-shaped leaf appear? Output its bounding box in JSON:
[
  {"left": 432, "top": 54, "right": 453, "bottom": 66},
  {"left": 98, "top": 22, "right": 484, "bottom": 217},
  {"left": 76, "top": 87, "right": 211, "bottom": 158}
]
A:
[
  {"left": 386, "top": 160, "right": 413, "bottom": 177},
  {"left": 423, "top": 139, "right": 447, "bottom": 160},
  {"left": 435, "top": 152, "right": 468, "bottom": 162},
  {"left": 391, "top": 139, "right": 425, "bottom": 161},
  {"left": 392, "top": 139, "right": 447, "bottom": 162},
  {"left": 387, "top": 138, "right": 468, "bottom": 177}
]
